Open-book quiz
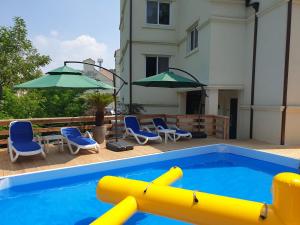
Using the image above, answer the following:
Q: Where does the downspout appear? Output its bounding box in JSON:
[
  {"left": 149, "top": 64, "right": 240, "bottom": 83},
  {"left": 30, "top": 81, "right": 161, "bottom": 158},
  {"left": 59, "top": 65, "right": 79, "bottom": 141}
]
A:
[
  {"left": 246, "top": 0, "right": 259, "bottom": 139},
  {"left": 129, "top": 0, "right": 133, "bottom": 114},
  {"left": 280, "top": 0, "right": 293, "bottom": 145}
]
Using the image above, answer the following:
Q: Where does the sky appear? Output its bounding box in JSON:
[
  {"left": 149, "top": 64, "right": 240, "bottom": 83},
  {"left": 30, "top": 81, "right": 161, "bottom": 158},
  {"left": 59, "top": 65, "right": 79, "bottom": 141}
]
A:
[{"left": 0, "top": 0, "right": 120, "bottom": 71}]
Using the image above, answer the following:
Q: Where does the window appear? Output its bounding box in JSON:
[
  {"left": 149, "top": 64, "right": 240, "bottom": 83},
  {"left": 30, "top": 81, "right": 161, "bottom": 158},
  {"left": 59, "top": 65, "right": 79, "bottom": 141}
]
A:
[
  {"left": 146, "top": 56, "right": 169, "bottom": 77},
  {"left": 188, "top": 26, "right": 198, "bottom": 52},
  {"left": 147, "top": 1, "right": 170, "bottom": 25}
]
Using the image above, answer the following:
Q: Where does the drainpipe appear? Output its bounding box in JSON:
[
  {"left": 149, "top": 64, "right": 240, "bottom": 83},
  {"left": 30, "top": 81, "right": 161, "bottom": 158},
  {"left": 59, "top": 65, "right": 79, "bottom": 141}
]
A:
[
  {"left": 280, "top": 0, "right": 293, "bottom": 145},
  {"left": 129, "top": 0, "right": 133, "bottom": 114},
  {"left": 246, "top": 0, "right": 259, "bottom": 139}
]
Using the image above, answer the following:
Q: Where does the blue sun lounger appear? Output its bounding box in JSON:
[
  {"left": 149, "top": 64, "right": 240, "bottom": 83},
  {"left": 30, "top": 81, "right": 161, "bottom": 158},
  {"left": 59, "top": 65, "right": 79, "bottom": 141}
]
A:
[
  {"left": 124, "top": 116, "right": 162, "bottom": 145},
  {"left": 153, "top": 118, "right": 192, "bottom": 141},
  {"left": 8, "top": 121, "right": 46, "bottom": 162},
  {"left": 61, "top": 127, "right": 99, "bottom": 155}
]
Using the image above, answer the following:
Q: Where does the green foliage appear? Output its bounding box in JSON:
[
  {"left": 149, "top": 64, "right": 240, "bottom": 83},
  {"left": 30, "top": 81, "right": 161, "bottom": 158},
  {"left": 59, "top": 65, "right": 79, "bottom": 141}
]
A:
[
  {"left": 0, "top": 17, "right": 51, "bottom": 99},
  {"left": 0, "top": 87, "right": 46, "bottom": 119},
  {"left": 0, "top": 88, "right": 86, "bottom": 119},
  {"left": 39, "top": 89, "right": 86, "bottom": 117},
  {"left": 82, "top": 92, "right": 114, "bottom": 112}
]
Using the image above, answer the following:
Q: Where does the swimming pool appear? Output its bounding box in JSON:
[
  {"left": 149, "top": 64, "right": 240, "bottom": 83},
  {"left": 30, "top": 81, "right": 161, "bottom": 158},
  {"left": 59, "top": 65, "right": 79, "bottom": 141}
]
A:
[{"left": 0, "top": 144, "right": 299, "bottom": 225}]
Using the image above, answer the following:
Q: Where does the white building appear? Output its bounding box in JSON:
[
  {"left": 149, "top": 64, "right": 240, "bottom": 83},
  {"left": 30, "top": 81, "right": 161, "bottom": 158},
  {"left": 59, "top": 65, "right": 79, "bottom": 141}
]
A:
[
  {"left": 118, "top": 0, "right": 300, "bottom": 145},
  {"left": 82, "top": 58, "right": 117, "bottom": 94}
]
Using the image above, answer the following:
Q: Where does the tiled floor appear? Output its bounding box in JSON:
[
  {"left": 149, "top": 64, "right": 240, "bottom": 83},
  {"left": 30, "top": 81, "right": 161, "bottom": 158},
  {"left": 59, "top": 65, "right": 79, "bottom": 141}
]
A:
[{"left": 1, "top": 137, "right": 299, "bottom": 177}]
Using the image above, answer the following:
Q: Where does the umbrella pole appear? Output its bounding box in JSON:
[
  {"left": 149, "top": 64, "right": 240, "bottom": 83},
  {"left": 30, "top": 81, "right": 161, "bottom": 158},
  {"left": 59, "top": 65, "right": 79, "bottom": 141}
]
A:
[
  {"left": 113, "top": 74, "right": 118, "bottom": 142},
  {"left": 64, "top": 61, "right": 134, "bottom": 151},
  {"left": 198, "top": 88, "right": 205, "bottom": 133}
]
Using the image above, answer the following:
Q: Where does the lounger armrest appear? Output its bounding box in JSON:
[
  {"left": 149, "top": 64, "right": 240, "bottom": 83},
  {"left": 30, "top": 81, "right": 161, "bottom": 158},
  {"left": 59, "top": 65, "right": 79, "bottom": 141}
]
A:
[
  {"left": 169, "top": 125, "right": 178, "bottom": 130},
  {"left": 84, "top": 131, "right": 93, "bottom": 139},
  {"left": 34, "top": 135, "right": 42, "bottom": 145},
  {"left": 126, "top": 127, "right": 134, "bottom": 134},
  {"left": 141, "top": 126, "right": 151, "bottom": 132},
  {"left": 157, "top": 125, "right": 165, "bottom": 130}
]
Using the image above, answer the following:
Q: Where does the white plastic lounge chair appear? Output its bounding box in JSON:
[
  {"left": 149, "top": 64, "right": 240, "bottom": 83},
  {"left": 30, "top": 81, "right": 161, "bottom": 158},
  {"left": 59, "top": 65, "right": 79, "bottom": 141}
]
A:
[
  {"left": 8, "top": 121, "right": 46, "bottom": 162},
  {"left": 61, "top": 127, "right": 99, "bottom": 155},
  {"left": 153, "top": 118, "right": 192, "bottom": 141},
  {"left": 124, "top": 116, "right": 162, "bottom": 145}
]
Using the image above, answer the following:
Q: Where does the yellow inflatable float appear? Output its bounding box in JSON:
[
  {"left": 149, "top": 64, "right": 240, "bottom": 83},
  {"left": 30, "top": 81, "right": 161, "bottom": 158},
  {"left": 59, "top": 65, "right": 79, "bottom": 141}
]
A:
[{"left": 91, "top": 167, "right": 300, "bottom": 225}]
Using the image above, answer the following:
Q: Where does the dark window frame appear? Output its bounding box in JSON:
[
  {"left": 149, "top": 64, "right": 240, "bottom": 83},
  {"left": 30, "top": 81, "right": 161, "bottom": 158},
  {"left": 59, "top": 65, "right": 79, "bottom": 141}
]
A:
[
  {"left": 146, "top": 0, "right": 171, "bottom": 25},
  {"left": 145, "top": 56, "right": 169, "bottom": 77},
  {"left": 188, "top": 25, "right": 199, "bottom": 52}
]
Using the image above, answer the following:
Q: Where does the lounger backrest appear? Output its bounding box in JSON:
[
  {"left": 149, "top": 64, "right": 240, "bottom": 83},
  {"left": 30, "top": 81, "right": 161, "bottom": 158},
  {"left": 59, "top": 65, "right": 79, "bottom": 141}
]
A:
[
  {"left": 61, "top": 127, "right": 82, "bottom": 138},
  {"left": 153, "top": 118, "right": 168, "bottom": 129},
  {"left": 124, "top": 116, "right": 141, "bottom": 132},
  {"left": 10, "top": 121, "right": 33, "bottom": 143}
]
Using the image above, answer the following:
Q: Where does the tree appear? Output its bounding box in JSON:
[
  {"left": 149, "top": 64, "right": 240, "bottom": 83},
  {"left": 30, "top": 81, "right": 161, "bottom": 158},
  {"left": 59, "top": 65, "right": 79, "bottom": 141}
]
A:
[
  {"left": 0, "top": 88, "right": 87, "bottom": 119},
  {"left": 1, "top": 87, "right": 46, "bottom": 119},
  {"left": 40, "top": 89, "right": 86, "bottom": 117},
  {"left": 0, "top": 17, "right": 50, "bottom": 100}
]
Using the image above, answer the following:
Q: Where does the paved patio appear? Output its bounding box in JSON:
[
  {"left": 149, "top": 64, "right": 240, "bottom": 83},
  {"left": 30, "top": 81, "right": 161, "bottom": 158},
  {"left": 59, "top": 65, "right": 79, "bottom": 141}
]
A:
[{"left": 0, "top": 138, "right": 299, "bottom": 177}]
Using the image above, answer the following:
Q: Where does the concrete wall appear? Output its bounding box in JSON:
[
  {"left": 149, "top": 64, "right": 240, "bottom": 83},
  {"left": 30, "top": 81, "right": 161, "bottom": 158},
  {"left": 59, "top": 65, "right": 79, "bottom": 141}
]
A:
[
  {"left": 237, "top": 7, "right": 255, "bottom": 140},
  {"left": 209, "top": 21, "right": 246, "bottom": 86},
  {"left": 252, "top": 2, "right": 288, "bottom": 144},
  {"left": 285, "top": 2, "right": 300, "bottom": 145}
]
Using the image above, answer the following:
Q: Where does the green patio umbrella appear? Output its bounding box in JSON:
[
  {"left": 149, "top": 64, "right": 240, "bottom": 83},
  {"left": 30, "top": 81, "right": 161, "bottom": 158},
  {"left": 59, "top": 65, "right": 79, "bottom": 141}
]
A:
[
  {"left": 132, "top": 71, "right": 204, "bottom": 88},
  {"left": 132, "top": 69, "right": 207, "bottom": 138},
  {"left": 14, "top": 66, "right": 113, "bottom": 90}
]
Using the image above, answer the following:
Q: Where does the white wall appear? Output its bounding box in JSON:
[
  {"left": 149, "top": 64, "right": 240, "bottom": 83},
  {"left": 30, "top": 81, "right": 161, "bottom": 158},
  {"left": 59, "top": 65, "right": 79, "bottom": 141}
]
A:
[
  {"left": 252, "top": 3, "right": 288, "bottom": 144},
  {"left": 253, "top": 108, "right": 283, "bottom": 144},
  {"left": 237, "top": 8, "right": 255, "bottom": 139},
  {"left": 285, "top": 2, "right": 300, "bottom": 145},
  {"left": 254, "top": 4, "right": 287, "bottom": 106},
  {"left": 209, "top": 21, "right": 246, "bottom": 86}
]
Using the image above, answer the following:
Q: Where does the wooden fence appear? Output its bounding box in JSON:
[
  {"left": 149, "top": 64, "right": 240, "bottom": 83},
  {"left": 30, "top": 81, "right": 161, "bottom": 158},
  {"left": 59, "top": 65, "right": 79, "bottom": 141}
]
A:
[{"left": 0, "top": 114, "right": 229, "bottom": 146}]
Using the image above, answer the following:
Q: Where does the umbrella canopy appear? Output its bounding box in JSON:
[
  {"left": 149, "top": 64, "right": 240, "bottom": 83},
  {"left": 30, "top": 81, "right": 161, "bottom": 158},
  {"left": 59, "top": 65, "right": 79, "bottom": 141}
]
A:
[
  {"left": 14, "top": 66, "right": 113, "bottom": 90},
  {"left": 132, "top": 71, "right": 205, "bottom": 88}
]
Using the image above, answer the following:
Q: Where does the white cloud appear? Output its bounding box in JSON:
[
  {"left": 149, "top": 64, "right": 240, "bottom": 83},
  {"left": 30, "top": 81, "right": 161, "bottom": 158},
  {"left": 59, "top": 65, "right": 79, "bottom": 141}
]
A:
[
  {"left": 33, "top": 34, "right": 112, "bottom": 72},
  {"left": 50, "top": 30, "right": 59, "bottom": 37}
]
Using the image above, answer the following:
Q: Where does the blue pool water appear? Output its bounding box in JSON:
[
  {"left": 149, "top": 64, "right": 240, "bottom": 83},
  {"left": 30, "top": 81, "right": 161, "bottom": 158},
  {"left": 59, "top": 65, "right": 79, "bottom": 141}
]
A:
[{"left": 0, "top": 152, "right": 298, "bottom": 225}]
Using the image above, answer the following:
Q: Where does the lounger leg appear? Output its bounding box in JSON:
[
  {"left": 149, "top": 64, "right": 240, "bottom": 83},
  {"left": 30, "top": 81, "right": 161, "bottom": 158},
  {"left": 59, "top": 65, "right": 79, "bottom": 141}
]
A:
[
  {"left": 159, "top": 136, "right": 163, "bottom": 143},
  {"left": 9, "top": 148, "right": 19, "bottom": 163},
  {"left": 70, "top": 146, "right": 81, "bottom": 155},
  {"left": 95, "top": 144, "right": 99, "bottom": 153},
  {"left": 67, "top": 141, "right": 76, "bottom": 154},
  {"left": 41, "top": 150, "right": 46, "bottom": 159},
  {"left": 135, "top": 136, "right": 148, "bottom": 145}
]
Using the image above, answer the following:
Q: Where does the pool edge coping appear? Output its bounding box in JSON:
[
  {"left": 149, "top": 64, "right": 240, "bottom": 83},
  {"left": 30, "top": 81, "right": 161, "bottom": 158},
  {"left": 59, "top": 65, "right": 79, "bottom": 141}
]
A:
[{"left": 0, "top": 143, "right": 299, "bottom": 191}]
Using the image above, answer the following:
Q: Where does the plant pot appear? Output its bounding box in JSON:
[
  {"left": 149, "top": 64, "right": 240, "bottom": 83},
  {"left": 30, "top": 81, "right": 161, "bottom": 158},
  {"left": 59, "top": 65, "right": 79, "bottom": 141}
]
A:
[{"left": 93, "top": 125, "right": 106, "bottom": 144}]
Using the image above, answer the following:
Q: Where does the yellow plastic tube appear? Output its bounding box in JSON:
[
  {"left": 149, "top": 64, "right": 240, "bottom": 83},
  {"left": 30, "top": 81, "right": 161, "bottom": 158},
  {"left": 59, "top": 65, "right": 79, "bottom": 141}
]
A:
[
  {"left": 96, "top": 172, "right": 300, "bottom": 225},
  {"left": 272, "top": 172, "right": 300, "bottom": 225},
  {"left": 91, "top": 166, "right": 183, "bottom": 225},
  {"left": 90, "top": 196, "right": 137, "bottom": 225}
]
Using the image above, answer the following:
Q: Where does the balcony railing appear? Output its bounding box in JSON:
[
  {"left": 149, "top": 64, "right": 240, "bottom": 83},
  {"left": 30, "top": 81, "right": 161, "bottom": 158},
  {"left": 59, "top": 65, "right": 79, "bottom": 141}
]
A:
[{"left": 0, "top": 114, "right": 229, "bottom": 147}]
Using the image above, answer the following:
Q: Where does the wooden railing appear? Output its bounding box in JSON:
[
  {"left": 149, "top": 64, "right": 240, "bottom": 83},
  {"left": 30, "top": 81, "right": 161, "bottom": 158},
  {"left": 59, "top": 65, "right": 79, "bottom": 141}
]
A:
[{"left": 0, "top": 114, "right": 229, "bottom": 147}]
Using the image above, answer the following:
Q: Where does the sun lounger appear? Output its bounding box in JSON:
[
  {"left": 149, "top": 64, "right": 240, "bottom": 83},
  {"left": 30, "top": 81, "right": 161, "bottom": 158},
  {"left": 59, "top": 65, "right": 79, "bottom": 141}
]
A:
[
  {"left": 124, "top": 116, "right": 162, "bottom": 145},
  {"left": 153, "top": 118, "right": 192, "bottom": 141},
  {"left": 8, "top": 121, "right": 46, "bottom": 162},
  {"left": 61, "top": 127, "right": 99, "bottom": 155}
]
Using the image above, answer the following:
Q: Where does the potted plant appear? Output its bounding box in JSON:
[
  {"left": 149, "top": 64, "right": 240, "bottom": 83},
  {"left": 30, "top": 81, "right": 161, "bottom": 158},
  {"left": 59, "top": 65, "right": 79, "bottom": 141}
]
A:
[{"left": 83, "top": 92, "right": 114, "bottom": 144}]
